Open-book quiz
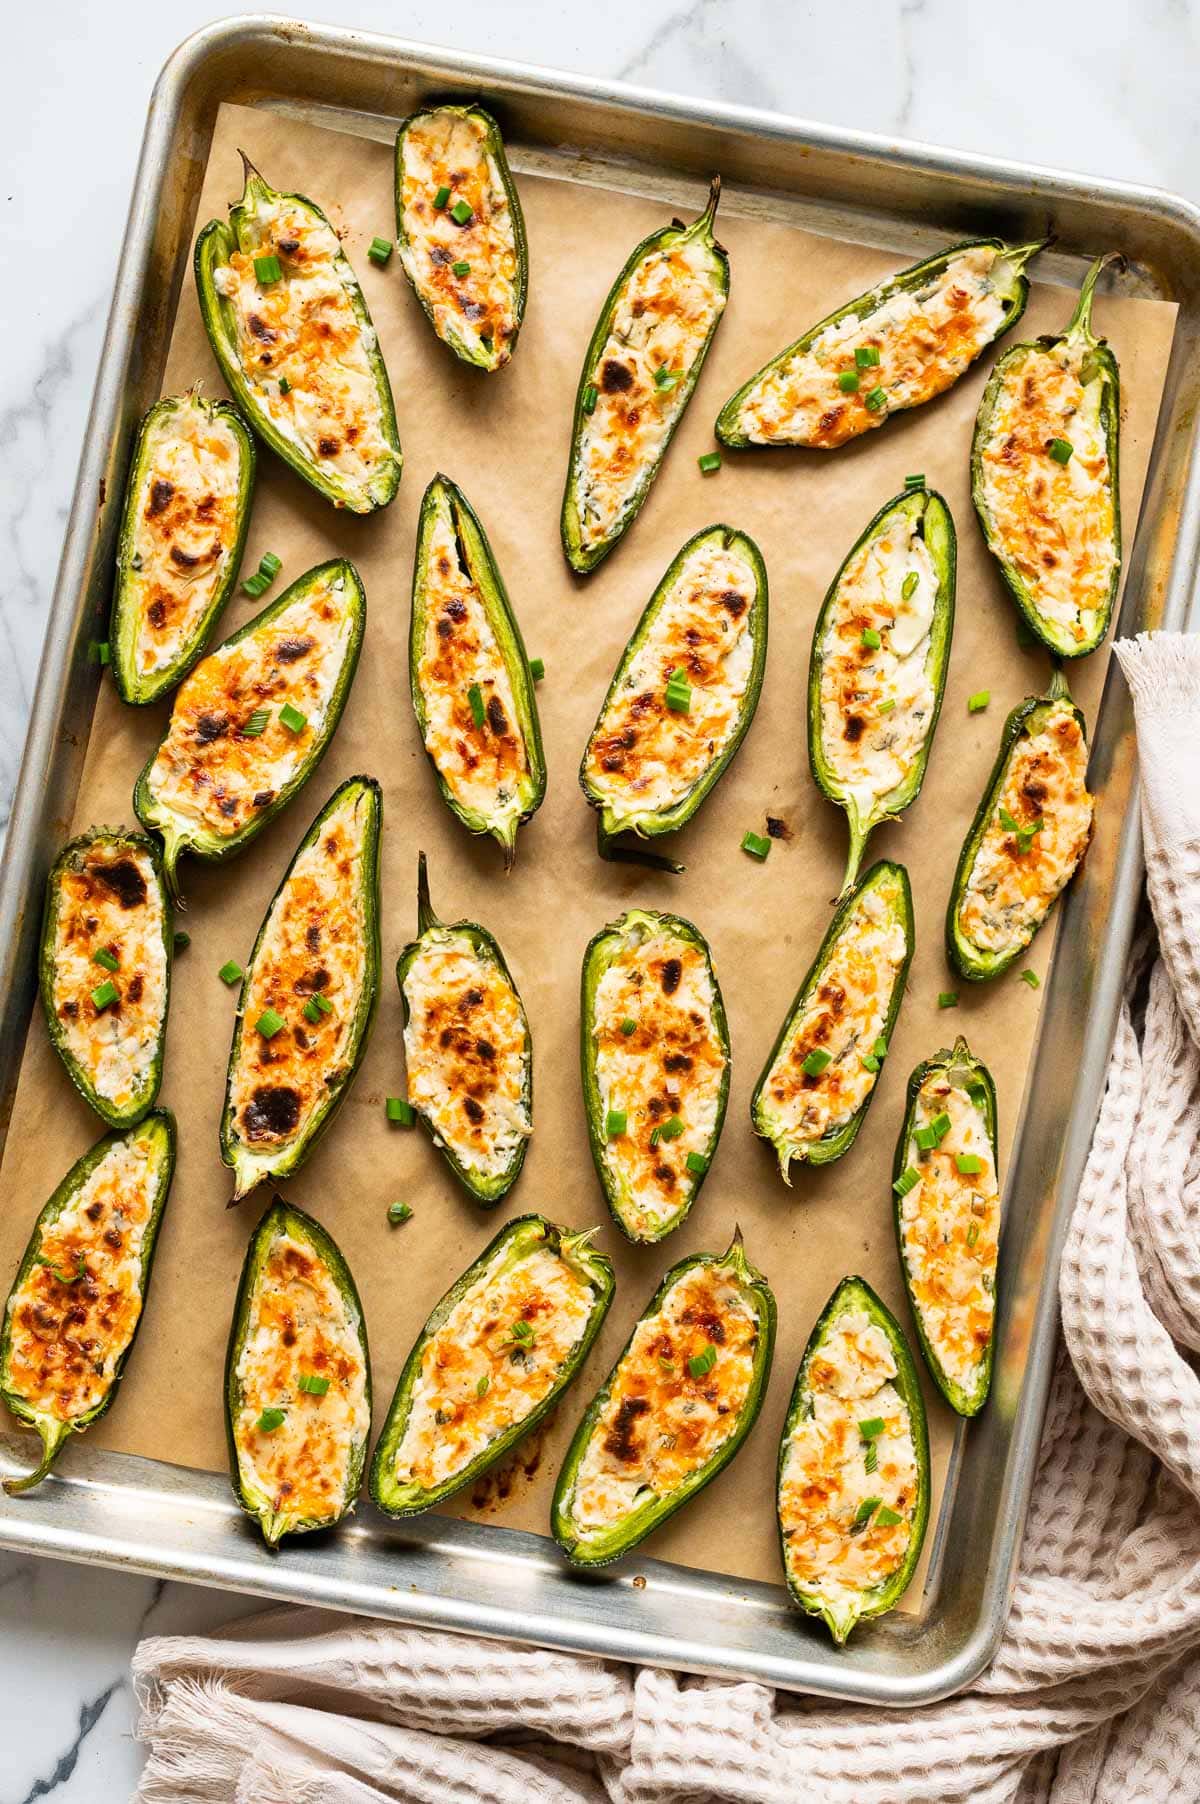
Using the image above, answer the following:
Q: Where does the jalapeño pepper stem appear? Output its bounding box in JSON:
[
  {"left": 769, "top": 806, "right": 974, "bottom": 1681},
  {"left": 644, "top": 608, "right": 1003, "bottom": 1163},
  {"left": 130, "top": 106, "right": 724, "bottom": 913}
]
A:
[
  {"left": 698, "top": 173, "right": 722, "bottom": 238},
  {"left": 1047, "top": 664, "right": 1073, "bottom": 702},
  {"left": 1064, "top": 252, "right": 1119, "bottom": 347},
  {"left": 3, "top": 1419, "right": 71, "bottom": 1495},
  {"left": 416, "top": 850, "right": 440, "bottom": 936},
  {"left": 1005, "top": 234, "right": 1053, "bottom": 277},
  {"left": 840, "top": 819, "right": 872, "bottom": 899}
]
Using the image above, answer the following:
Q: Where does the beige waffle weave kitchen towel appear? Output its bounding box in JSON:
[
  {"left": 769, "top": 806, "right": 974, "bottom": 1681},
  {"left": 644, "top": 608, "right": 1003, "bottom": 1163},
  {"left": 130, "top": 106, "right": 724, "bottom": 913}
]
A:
[{"left": 132, "top": 633, "right": 1200, "bottom": 1804}]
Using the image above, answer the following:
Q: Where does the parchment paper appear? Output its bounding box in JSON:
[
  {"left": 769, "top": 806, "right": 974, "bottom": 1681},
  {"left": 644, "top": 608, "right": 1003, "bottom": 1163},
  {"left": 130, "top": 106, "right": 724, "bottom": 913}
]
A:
[{"left": 0, "top": 101, "right": 1177, "bottom": 1596}]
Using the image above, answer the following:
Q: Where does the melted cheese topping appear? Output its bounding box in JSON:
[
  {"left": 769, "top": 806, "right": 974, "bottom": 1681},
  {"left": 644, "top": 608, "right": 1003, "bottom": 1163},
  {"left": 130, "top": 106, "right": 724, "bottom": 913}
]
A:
[
  {"left": 574, "top": 235, "right": 725, "bottom": 554},
  {"left": 4, "top": 1133, "right": 161, "bottom": 1422},
  {"left": 957, "top": 702, "right": 1094, "bottom": 957},
  {"left": 145, "top": 575, "right": 354, "bottom": 842},
  {"left": 50, "top": 844, "right": 166, "bottom": 1112},
  {"left": 399, "top": 109, "right": 520, "bottom": 365},
  {"left": 417, "top": 497, "right": 530, "bottom": 832},
  {"left": 761, "top": 885, "right": 907, "bottom": 1152},
  {"left": 126, "top": 400, "right": 242, "bottom": 680},
  {"left": 213, "top": 194, "right": 395, "bottom": 501},
  {"left": 233, "top": 1231, "right": 369, "bottom": 1527},
  {"left": 978, "top": 339, "right": 1117, "bottom": 645},
  {"left": 228, "top": 786, "right": 371, "bottom": 1167},
  {"left": 583, "top": 539, "right": 757, "bottom": 822},
  {"left": 569, "top": 1264, "right": 757, "bottom": 1535},
  {"left": 779, "top": 1310, "right": 918, "bottom": 1612},
  {"left": 735, "top": 245, "right": 1010, "bottom": 448},
  {"left": 819, "top": 516, "right": 938, "bottom": 818},
  {"left": 403, "top": 933, "right": 530, "bottom": 1179},
  {"left": 592, "top": 924, "right": 725, "bottom": 1238},
  {"left": 901, "top": 1077, "right": 998, "bottom": 1391},
  {"left": 390, "top": 1243, "right": 594, "bottom": 1492}
]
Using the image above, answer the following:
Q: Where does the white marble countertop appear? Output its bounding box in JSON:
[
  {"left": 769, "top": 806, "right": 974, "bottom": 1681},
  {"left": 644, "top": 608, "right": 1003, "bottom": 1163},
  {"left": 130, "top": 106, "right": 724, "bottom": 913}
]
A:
[{"left": 2, "top": 2, "right": 1198, "bottom": 1797}]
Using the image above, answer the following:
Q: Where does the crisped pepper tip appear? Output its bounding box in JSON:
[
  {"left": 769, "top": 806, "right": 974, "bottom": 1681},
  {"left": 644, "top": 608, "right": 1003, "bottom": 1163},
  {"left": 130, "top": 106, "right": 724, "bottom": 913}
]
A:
[{"left": 416, "top": 849, "right": 439, "bottom": 936}]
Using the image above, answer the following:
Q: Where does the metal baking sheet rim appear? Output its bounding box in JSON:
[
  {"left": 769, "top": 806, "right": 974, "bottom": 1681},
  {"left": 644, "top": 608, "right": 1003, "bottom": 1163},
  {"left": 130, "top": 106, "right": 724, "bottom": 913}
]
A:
[{"left": 1, "top": 13, "right": 1198, "bottom": 1706}]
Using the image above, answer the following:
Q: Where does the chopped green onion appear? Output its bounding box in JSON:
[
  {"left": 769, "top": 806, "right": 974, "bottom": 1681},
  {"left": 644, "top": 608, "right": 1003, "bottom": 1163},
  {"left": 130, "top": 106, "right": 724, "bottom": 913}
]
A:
[
  {"left": 91, "top": 946, "right": 119, "bottom": 973},
  {"left": 938, "top": 991, "right": 959, "bottom": 1009},
  {"left": 861, "top": 627, "right": 882, "bottom": 650},
  {"left": 901, "top": 571, "right": 919, "bottom": 601},
  {"left": 860, "top": 1053, "right": 881, "bottom": 1073},
  {"left": 367, "top": 236, "right": 393, "bottom": 266},
  {"left": 606, "top": 1109, "right": 627, "bottom": 1138},
  {"left": 653, "top": 366, "right": 681, "bottom": 391},
  {"left": 386, "top": 1097, "right": 415, "bottom": 1126},
  {"left": 173, "top": 931, "right": 191, "bottom": 952},
  {"left": 257, "top": 1408, "right": 286, "bottom": 1432},
  {"left": 508, "top": 1318, "right": 534, "bottom": 1345},
  {"left": 837, "top": 369, "right": 860, "bottom": 393},
  {"left": 685, "top": 1151, "right": 708, "bottom": 1175},
  {"left": 1021, "top": 969, "right": 1040, "bottom": 989},
  {"left": 35, "top": 1252, "right": 86, "bottom": 1285},
  {"left": 620, "top": 1018, "right": 637, "bottom": 1036},
  {"left": 303, "top": 998, "right": 323, "bottom": 1025},
  {"left": 279, "top": 703, "right": 307, "bottom": 734},
  {"left": 218, "top": 960, "right": 243, "bottom": 985},
  {"left": 258, "top": 552, "right": 281, "bottom": 579},
  {"left": 930, "top": 1113, "right": 951, "bottom": 1142},
  {"left": 582, "top": 384, "right": 598, "bottom": 414},
  {"left": 91, "top": 980, "right": 118, "bottom": 1011},
  {"left": 240, "top": 708, "right": 270, "bottom": 737},
  {"left": 955, "top": 1153, "right": 984, "bottom": 1175},
  {"left": 1048, "top": 437, "right": 1074, "bottom": 465},
  {"left": 388, "top": 1202, "right": 413, "bottom": 1226},
  {"left": 876, "top": 1505, "right": 903, "bottom": 1528},
  {"left": 865, "top": 386, "right": 887, "bottom": 412},
  {"left": 649, "top": 1126, "right": 662, "bottom": 1147},
  {"left": 858, "top": 1417, "right": 885, "bottom": 1440},
  {"left": 967, "top": 1221, "right": 980, "bottom": 1249},
  {"left": 1016, "top": 819, "right": 1045, "bottom": 854},
  {"left": 255, "top": 1008, "right": 285, "bottom": 1039},
  {"left": 873, "top": 1036, "right": 889, "bottom": 1058},
  {"left": 450, "top": 199, "right": 473, "bottom": 225},
  {"left": 476, "top": 1373, "right": 490, "bottom": 1397},
  {"left": 905, "top": 473, "right": 925, "bottom": 489},
  {"left": 855, "top": 345, "right": 881, "bottom": 368},
  {"left": 659, "top": 1115, "right": 685, "bottom": 1141},
  {"left": 968, "top": 690, "right": 990, "bottom": 714},
  {"left": 864, "top": 1443, "right": 879, "bottom": 1475},
  {"left": 529, "top": 658, "right": 545, "bottom": 681},
  {"left": 698, "top": 451, "right": 722, "bottom": 474},
  {"left": 877, "top": 698, "right": 896, "bottom": 715},
  {"left": 311, "top": 993, "right": 333, "bottom": 1015},
  {"left": 742, "top": 830, "right": 771, "bottom": 860},
  {"left": 467, "top": 683, "right": 486, "bottom": 728},
  {"left": 297, "top": 1372, "right": 330, "bottom": 1396},
  {"left": 802, "top": 1048, "right": 832, "bottom": 1077},
  {"left": 893, "top": 1167, "right": 920, "bottom": 1197},
  {"left": 999, "top": 805, "right": 1020, "bottom": 832},
  {"left": 91, "top": 640, "right": 111, "bottom": 665},
  {"left": 452, "top": 259, "right": 471, "bottom": 278},
  {"left": 242, "top": 572, "right": 268, "bottom": 598},
  {"left": 915, "top": 1124, "right": 940, "bottom": 1153},
  {"left": 254, "top": 254, "right": 282, "bottom": 285},
  {"left": 279, "top": 375, "right": 291, "bottom": 394},
  {"left": 852, "top": 1495, "right": 882, "bottom": 1527},
  {"left": 665, "top": 669, "right": 692, "bottom": 713},
  {"left": 658, "top": 1356, "right": 676, "bottom": 1374},
  {"left": 433, "top": 184, "right": 451, "bottom": 209},
  {"left": 687, "top": 1343, "right": 717, "bottom": 1379}
]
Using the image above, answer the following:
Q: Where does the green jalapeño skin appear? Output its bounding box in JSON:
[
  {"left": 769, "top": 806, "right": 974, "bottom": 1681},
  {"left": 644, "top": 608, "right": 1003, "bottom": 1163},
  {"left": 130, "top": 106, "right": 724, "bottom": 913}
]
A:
[
  {"left": 946, "top": 669, "right": 1095, "bottom": 982},
  {"left": 220, "top": 777, "right": 381, "bottom": 1204},
  {"left": 225, "top": 1197, "right": 371, "bottom": 1546},
  {"left": 1, "top": 1112, "right": 176, "bottom": 1495},
  {"left": 370, "top": 1215, "right": 614, "bottom": 1517},
  {"left": 397, "top": 853, "right": 532, "bottom": 1206},
  {"left": 39, "top": 830, "right": 172, "bottom": 1129},
  {"left": 751, "top": 861, "right": 913, "bottom": 1181},
  {"left": 394, "top": 102, "right": 529, "bottom": 371},
  {"left": 562, "top": 177, "right": 729, "bottom": 573},
  {"left": 809, "top": 482, "right": 956, "bottom": 896},
  {"left": 716, "top": 234, "right": 1046, "bottom": 449},
  {"left": 893, "top": 1036, "right": 1000, "bottom": 1417},
  {"left": 551, "top": 1230, "right": 775, "bottom": 1566},
  {"left": 133, "top": 558, "right": 366, "bottom": 902},
  {"left": 110, "top": 389, "right": 256, "bottom": 705},
  {"left": 972, "top": 254, "right": 1122, "bottom": 658},
  {"left": 195, "top": 154, "right": 402, "bottom": 512},
  {"left": 777, "top": 1275, "right": 930, "bottom": 1644},
  {"left": 410, "top": 474, "right": 546, "bottom": 866},
  {"left": 580, "top": 909, "right": 730, "bottom": 1244},
  {"left": 579, "top": 524, "right": 768, "bottom": 872}
]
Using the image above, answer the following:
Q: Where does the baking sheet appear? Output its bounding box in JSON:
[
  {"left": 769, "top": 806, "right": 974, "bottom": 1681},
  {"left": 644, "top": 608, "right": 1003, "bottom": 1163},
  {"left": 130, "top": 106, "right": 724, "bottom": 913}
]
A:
[{"left": 0, "top": 99, "right": 1176, "bottom": 1593}]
